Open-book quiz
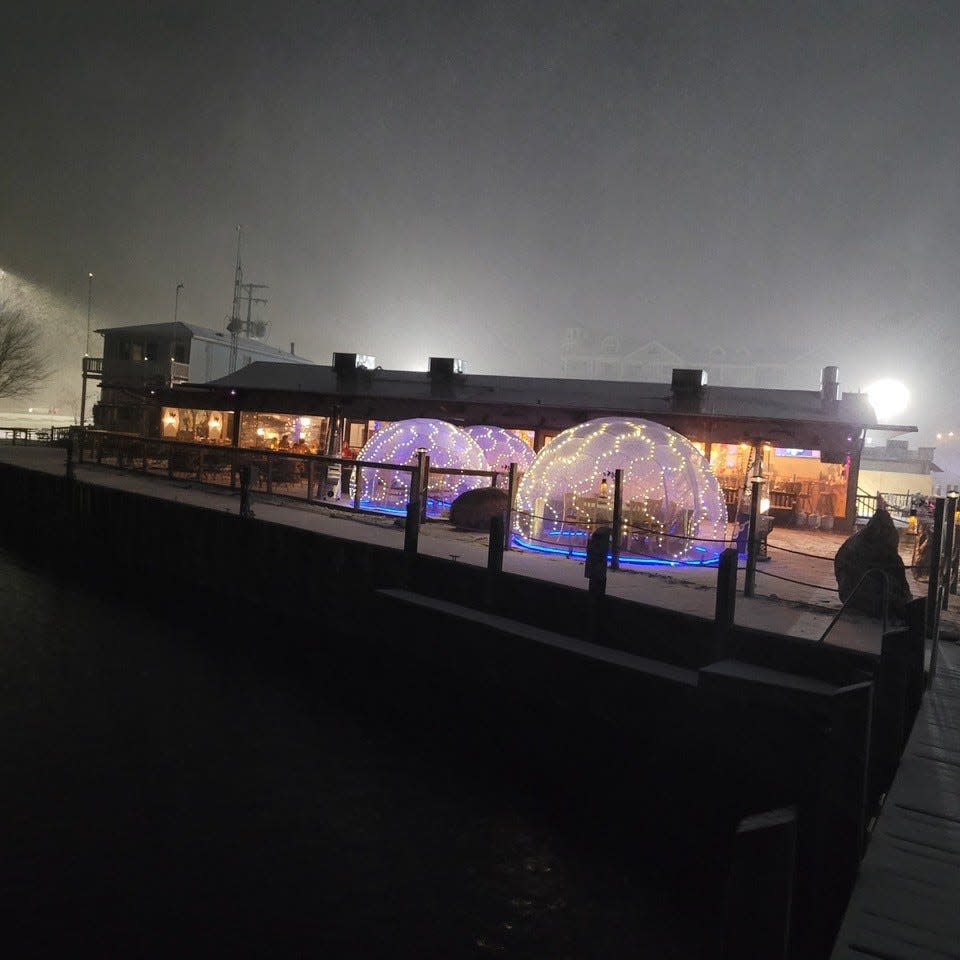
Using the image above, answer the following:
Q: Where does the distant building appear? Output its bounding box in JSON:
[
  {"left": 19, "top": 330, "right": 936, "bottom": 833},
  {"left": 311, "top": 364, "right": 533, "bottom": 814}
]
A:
[
  {"left": 91, "top": 321, "right": 311, "bottom": 434},
  {"left": 560, "top": 328, "right": 822, "bottom": 390},
  {"left": 859, "top": 438, "right": 942, "bottom": 499}
]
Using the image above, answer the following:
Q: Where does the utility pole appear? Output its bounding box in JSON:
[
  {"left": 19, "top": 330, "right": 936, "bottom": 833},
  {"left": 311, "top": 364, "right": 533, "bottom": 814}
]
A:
[
  {"left": 226, "top": 229, "right": 269, "bottom": 371},
  {"left": 228, "top": 226, "right": 243, "bottom": 373},
  {"left": 174, "top": 282, "right": 184, "bottom": 324},
  {"left": 240, "top": 282, "right": 269, "bottom": 338}
]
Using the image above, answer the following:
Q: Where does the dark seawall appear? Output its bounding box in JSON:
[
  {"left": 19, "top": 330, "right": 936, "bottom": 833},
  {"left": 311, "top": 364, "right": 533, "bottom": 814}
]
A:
[{"left": 1, "top": 461, "right": 903, "bottom": 957}]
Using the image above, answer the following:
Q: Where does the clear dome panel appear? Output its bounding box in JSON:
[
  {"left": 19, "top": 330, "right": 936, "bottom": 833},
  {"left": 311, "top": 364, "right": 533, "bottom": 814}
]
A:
[
  {"left": 462, "top": 425, "right": 535, "bottom": 481},
  {"left": 513, "top": 417, "right": 728, "bottom": 564},
  {"left": 353, "top": 418, "right": 488, "bottom": 518}
]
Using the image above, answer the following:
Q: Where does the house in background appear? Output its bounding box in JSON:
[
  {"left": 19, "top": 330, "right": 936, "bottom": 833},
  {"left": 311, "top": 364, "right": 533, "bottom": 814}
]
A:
[
  {"left": 91, "top": 321, "right": 312, "bottom": 434},
  {"left": 559, "top": 327, "right": 823, "bottom": 390},
  {"left": 858, "top": 438, "right": 943, "bottom": 500}
]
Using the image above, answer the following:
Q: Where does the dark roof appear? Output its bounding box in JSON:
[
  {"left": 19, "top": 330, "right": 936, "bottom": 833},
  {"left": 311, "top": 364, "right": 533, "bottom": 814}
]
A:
[
  {"left": 172, "top": 361, "right": 883, "bottom": 451},
  {"left": 95, "top": 321, "right": 312, "bottom": 362}
]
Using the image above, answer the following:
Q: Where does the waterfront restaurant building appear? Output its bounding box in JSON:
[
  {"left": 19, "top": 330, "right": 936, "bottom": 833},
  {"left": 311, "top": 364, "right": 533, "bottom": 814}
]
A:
[
  {"left": 150, "top": 354, "right": 901, "bottom": 533},
  {"left": 92, "top": 321, "right": 311, "bottom": 436}
]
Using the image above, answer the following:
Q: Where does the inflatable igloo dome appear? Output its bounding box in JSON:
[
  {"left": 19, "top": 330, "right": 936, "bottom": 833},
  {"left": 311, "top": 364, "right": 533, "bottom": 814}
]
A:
[
  {"left": 462, "top": 425, "right": 535, "bottom": 484},
  {"left": 352, "top": 418, "right": 488, "bottom": 518},
  {"left": 513, "top": 416, "right": 727, "bottom": 564}
]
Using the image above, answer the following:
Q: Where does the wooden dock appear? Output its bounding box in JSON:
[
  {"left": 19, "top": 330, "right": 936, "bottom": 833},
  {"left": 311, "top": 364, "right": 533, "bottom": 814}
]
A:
[{"left": 831, "top": 641, "right": 960, "bottom": 960}]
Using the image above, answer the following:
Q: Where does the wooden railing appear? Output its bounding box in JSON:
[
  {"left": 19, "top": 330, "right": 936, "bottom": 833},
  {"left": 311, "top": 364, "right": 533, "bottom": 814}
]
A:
[
  {"left": 0, "top": 426, "right": 72, "bottom": 445},
  {"left": 70, "top": 428, "right": 499, "bottom": 520}
]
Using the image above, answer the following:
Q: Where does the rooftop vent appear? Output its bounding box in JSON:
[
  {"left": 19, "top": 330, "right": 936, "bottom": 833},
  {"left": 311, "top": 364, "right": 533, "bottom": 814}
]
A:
[
  {"left": 670, "top": 369, "right": 706, "bottom": 413},
  {"left": 671, "top": 368, "right": 707, "bottom": 391},
  {"left": 820, "top": 366, "right": 840, "bottom": 403},
  {"left": 332, "top": 352, "right": 376, "bottom": 373},
  {"left": 429, "top": 357, "right": 465, "bottom": 378},
  {"left": 429, "top": 357, "right": 465, "bottom": 397}
]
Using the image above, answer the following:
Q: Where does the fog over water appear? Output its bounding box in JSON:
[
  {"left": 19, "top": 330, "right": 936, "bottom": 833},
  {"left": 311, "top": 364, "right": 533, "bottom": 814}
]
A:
[{"left": 2, "top": 2, "right": 958, "bottom": 444}]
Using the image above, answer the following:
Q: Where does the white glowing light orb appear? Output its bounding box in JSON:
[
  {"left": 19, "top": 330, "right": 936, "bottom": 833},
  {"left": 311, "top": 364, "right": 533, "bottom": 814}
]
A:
[
  {"left": 514, "top": 417, "right": 727, "bottom": 563},
  {"left": 462, "top": 425, "right": 535, "bottom": 480},
  {"left": 866, "top": 379, "right": 909, "bottom": 423},
  {"left": 353, "top": 418, "right": 488, "bottom": 518}
]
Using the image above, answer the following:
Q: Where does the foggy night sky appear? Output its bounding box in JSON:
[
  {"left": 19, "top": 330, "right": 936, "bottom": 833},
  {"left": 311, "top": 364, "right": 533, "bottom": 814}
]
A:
[{"left": 2, "top": 1, "right": 958, "bottom": 444}]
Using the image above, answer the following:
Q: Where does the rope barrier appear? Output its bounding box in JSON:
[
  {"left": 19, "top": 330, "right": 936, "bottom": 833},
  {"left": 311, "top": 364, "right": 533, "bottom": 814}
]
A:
[
  {"left": 754, "top": 567, "right": 840, "bottom": 592},
  {"left": 763, "top": 541, "right": 836, "bottom": 561}
]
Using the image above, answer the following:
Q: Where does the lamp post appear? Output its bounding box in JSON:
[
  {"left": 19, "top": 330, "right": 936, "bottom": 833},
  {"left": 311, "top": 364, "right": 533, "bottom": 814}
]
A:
[
  {"left": 84, "top": 272, "right": 94, "bottom": 356},
  {"left": 174, "top": 282, "right": 184, "bottom": 323}
]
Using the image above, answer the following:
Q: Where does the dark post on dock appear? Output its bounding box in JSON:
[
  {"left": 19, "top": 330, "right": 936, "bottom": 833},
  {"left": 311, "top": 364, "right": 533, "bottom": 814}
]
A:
[
  {"left": 584, "top": 526, "right": 610, "bottom": 599},
  {"left": 744, "top": 477, "right": 762, "bottom": 598},
  {"left": 487, "top": 513, "right": 505, "bottom": 575},
  {"left": 503, "top": 462, "right": 518, "bottom": 552},
  {"left": 925, "top": 496, "right": 946, "bottom": 687},
  {"left": 404, "top": 463, "right": 422, "bottom": 558},
  {"left": 713, "top": 547, "right": 738, "bottom": 659},
  {"left": 941, "top": 492, "right": 958, "bottom": 609},
  {"left": 610, "top": 468, "right": 624, "bottom": 571},
  {"left": 238, "top": 463, "right": 254, "bottom": 519}
]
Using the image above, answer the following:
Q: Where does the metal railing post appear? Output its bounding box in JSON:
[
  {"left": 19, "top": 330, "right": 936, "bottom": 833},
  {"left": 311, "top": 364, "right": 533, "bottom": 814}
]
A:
[
  {"left": 65, "top": 427, "right": 75, "bottom": 481},
  {"left": 942, "top": 492, "right": 959, "bottom": 606},
  {"left": 419, "top": 452, "right": 430, "bottom": 522},
  {"left": 925, "top": 497, "right": 946, "bottom": 638},
  {"left": 744, "top": 477, "right": 762, "bottom": 597},
  {"left": 714, "top": 547, "right": 738, "bottom": 657},
  {"left": 404, "top": 463, "right": 422, "bottom": 558},
  {"left": 610, "top": 468, "right": 624, "bottom": 571},
  {"left": 487, "top": 513, "right": 505, "bottom": 574},
  {"left": 504, "top": 462, "right": 518, "bottom": 551}
]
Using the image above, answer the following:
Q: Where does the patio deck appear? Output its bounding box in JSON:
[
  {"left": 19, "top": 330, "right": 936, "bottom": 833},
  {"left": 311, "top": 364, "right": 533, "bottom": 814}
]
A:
[{"left": 4, "top": 444, "right": 951, "bottom": 656}]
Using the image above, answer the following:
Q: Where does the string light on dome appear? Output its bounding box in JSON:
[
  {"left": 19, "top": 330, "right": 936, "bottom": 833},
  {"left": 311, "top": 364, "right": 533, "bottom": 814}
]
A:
[
  {"left": 352, "top": 418, "right": 487, "bottom": 518},
  {"left": 462, "top": 425, "right": 535, "bottom": 480},
  {"left": 512, "top": 416, "right": 727, "bottom": 565}
]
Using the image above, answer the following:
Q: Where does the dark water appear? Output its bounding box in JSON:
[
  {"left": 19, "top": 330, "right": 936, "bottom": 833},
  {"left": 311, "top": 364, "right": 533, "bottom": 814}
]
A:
[{"left": 0, "top": 546, "right": 699, "bottom": 958}]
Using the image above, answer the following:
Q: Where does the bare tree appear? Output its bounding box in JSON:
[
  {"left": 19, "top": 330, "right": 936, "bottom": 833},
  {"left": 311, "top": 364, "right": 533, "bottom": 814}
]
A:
[{"left": 0, "top": 305, "right": 50, "bottom": 401}]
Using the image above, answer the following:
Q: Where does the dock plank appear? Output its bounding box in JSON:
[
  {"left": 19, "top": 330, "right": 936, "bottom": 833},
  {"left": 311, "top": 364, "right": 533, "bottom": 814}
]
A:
[{"left": 831, "top": 642, "right": 960, "bottom": 960}]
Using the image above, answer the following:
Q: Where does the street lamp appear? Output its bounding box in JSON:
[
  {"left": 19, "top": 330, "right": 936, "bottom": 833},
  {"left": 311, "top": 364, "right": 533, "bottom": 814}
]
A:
[
  {"left": 85, "top": 272, "right": 94, "bottom": 356},
  {"left": 174, "top": 282, "right": 184, "bottom": 323}
]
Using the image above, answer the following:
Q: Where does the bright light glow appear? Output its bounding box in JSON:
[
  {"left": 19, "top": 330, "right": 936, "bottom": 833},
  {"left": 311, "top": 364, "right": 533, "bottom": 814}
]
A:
[
  {"left": 352, "top": 418, "right": 488, "bottom": 518},
  {"left": 866, "top": 379, "right": 910, "bottom": 423},
  {"left": 513, "top": 417, "right": 728, "bottom": 563}
]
